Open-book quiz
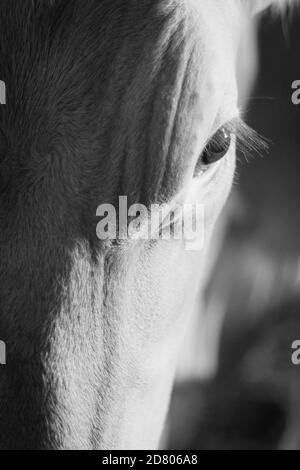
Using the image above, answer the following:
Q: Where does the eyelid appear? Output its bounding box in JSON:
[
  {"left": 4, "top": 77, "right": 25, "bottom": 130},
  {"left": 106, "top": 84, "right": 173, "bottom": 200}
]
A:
[
  {"left": 209, "top": 117, "right": 268, "bottom": 159},
  {"left": 195, "top": 118, "right": 268, "bottom": 177}
]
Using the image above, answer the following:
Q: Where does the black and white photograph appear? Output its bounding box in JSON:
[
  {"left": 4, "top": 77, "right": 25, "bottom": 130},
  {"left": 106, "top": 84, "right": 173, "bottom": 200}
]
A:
[{"left": 0, "top": 0, "right": 300, "bottom": 453}]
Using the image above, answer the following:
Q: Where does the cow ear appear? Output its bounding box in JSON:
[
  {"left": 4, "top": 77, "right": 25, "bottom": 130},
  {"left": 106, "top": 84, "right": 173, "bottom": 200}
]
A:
[
  {"left": 248, "top": 0, "right": 291, "bottom": 15},
  {"left": 252, "top": 0, "right": 276, "bottom": 13}
]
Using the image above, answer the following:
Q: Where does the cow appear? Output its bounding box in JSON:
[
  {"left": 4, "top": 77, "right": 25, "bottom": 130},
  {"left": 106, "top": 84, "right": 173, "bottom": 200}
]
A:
[{"left": 0, "top": 0, "right": 295, "bottom": 450}]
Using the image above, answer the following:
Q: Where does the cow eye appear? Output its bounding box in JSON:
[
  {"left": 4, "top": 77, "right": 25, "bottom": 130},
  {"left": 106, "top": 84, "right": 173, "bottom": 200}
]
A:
[
  {"left": 202, "top": 127, "right": 231, "bottom": 164},
  {"left": 194, "top": 126, "right": 232, "bottom": 176}
]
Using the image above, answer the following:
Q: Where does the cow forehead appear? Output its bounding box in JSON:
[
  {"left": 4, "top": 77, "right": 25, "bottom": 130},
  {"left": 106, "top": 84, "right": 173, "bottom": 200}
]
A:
[{"left": 0, "top": 0, "right": 241, "bottom": 212}]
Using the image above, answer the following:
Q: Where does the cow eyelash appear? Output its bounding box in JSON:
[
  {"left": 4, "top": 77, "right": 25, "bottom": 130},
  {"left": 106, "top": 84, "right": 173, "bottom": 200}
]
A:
[
  {"left": 228, "top": 117, "right": 269, "bottom": 160},
  {"left": 195, "top": 117, "right": 268, "bottom": 176}
]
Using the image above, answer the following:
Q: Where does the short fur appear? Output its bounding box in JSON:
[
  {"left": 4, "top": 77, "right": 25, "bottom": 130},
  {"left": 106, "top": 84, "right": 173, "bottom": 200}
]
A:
[{"left": 0, "top": 0, "right": 294, "bottom": 450}]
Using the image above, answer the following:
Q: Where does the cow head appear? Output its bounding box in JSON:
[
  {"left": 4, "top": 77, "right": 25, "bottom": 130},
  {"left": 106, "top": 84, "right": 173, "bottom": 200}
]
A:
[{"left": 0, "top": 0, "right": 292, "bottom": 450}]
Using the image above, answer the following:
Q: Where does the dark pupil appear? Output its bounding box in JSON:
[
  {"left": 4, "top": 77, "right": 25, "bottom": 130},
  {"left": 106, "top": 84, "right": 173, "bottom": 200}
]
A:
[{"left": 202, "top": 127, "right": 231, "bottom": 165}]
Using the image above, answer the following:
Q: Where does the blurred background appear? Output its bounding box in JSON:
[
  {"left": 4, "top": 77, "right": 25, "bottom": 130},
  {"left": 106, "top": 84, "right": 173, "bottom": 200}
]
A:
[{"left": 168, "top": 8, "right": 300, "bottom": 450}]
